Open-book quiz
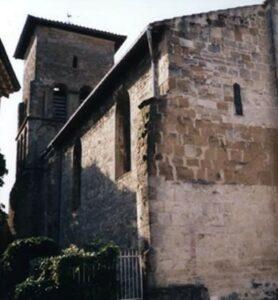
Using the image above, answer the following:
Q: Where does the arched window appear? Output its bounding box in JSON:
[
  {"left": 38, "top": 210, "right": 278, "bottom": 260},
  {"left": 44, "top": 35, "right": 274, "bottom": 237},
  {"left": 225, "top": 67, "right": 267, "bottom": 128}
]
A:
[
  {"left": 53, "top": 84, "right": 67, "bottom": 121},
  {"left": 72, "top": 138, "right": 82, "bottom": 212},
  {"left": 115, "top": 88, "right": 131, "bottom": 178},
  {"left": 79, "top": 86, "right": 92, "bottom": 103},
  {"left": 233, "top": 83, "right": 243, "bottom": 116}
]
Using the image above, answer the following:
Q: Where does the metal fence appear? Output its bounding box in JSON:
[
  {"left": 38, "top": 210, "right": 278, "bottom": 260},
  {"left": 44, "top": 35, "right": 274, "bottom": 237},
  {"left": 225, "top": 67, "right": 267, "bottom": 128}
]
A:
[
  {"left": 72, "top": 249, "right": 143, "bottom": 300},
  {"left": 117, "top": 249, "right": 143, "bottom": 300}
]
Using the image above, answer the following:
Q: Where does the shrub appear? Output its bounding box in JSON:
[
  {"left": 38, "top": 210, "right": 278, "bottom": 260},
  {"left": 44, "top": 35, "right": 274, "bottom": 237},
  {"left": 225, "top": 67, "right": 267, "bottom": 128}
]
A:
[
  {"left": 0, "top": 151, "right": 8, "bottom": 187},
  {"left": 14, "top": 242, "right": 119, "bottom": 300},
  {"left": 0, "top": 205, "right": 13, "bottom": 255},
  {"left": 2, "top": 236, "right": 59, "bottom": 293}
]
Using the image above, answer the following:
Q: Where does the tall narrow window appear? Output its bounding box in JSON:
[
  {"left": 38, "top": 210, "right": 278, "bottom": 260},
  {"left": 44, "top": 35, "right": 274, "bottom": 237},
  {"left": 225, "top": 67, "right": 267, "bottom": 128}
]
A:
[
  {"left": 72, "top": 138, "right": 82, "bottom": 212},
  {"left": 72, "top": 55, "right": 78, "bottom": 69},
  {"left": 115, "top": 88, "right": 131, "bottom": 178},
  {"left": 79, "top": 86, "right": 92, "bottom": 103},
  {"left": 233, "top": 83, "right": 243, "bottom": 116},
  {"left": 53, "top": 84, "right": 67, "bottom": 121}
]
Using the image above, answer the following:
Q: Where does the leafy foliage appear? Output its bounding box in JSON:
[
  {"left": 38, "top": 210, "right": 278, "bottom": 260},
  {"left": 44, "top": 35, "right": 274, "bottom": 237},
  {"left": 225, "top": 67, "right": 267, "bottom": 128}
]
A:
[
  {"left": 0, "top": 237, "right": 119, "bottom": 300},
  {"left": 2, "top": 236, "right": 59, "bottom": 292},
  {"left": 0, "top": 204, "right": 12, "bottom": 255},
  {"left": 14, "top": 242, "right": 119, "bottom": 300},
  {"left": 0, "top": 204, "right": 7, "bottom": 227},
  {"left": 0, "top": 151, "right": 8, "bottom": 187},
  {"left": 0, "top": 151, "right": 11, "bottom": 254}
]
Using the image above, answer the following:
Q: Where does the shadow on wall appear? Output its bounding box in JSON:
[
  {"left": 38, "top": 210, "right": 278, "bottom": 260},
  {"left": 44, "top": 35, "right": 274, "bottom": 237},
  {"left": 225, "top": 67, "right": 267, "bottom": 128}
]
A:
[{"left": 57, "top": 163, "right": 138, "bottom": 249}]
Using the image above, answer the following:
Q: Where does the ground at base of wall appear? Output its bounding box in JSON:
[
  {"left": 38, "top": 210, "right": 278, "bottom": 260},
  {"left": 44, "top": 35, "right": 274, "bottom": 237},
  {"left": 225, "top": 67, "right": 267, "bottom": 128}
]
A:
[
  {"left": 148, "top": 281, "right": 278, "bottom": 300},
  {"left": 148, "top": 285, "right": 210, "bottom": 300}
]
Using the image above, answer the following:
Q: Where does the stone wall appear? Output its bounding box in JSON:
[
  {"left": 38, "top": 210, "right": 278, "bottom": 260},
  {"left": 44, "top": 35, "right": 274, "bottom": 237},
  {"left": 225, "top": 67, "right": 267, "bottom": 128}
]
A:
[
  {"left": 57, "top": 65, "right": 150, "bottom": 247},
  {"left": 148, "top": 4, "right": 278, "bottom": 299},
  {"left": 58, "top": 102, "right": 139, "bottom": 247},
  {"left": 35, "top": 27, "right": 116, "bottom": 119},
  {"left": 48, "top": 31, "right": 169, "bottom": 248},
  {"left": 11, "top": 24, "right": 122, "bottom": 238},
  {"left": 18, "top": 25, "right": 118, "bottom": 166},
  {"left": 268, "top": 0, "right": 278, "bottom": 83},
  {"left": 22, "top": 35, "right": 36, "bottom": 105}
]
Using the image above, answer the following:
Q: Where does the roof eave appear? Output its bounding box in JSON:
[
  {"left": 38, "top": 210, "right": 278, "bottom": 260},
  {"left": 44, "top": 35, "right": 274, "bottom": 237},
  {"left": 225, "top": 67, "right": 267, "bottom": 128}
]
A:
[
  {"left": 14, "top": 15, "right": 127, "bottom": 59},
  {"left": 0, "top": 39, "right": 20, "bottom": 93}
]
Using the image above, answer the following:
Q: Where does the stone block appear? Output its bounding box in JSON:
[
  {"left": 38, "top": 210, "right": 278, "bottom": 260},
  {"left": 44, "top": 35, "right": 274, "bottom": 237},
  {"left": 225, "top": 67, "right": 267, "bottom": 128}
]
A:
[{"left": 176, "top": 166, "right": 194, "bottom": 181}]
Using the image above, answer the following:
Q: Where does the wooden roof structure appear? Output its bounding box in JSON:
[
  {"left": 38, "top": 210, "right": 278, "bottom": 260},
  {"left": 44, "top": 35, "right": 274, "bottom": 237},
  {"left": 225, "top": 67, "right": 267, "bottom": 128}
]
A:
[{"left": 0, "top": 39, "right": 20, "bottom": 98}]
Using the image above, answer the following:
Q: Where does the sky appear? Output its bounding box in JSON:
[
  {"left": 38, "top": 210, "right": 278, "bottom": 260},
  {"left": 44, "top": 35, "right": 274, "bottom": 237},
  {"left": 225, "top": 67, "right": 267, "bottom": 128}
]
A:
[{"left": 0, "top": 0, "right": 262, "bottom": 210}]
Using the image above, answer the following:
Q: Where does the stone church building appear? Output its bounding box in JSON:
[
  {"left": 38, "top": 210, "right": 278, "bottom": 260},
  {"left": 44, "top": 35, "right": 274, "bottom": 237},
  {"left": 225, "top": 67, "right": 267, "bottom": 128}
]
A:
[{"left": 10, "top": 0, "right": 278, "bottom": 299}]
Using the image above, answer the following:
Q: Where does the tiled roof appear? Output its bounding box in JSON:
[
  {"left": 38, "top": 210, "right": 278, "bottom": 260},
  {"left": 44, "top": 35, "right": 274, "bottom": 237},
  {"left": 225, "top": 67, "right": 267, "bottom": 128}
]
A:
[{"left": 14, "top": 15, "right": 127, "bottom": 59}]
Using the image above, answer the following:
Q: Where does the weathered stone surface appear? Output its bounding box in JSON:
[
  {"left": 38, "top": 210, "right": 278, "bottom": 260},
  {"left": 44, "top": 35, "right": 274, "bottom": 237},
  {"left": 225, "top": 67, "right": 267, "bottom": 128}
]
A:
[
  {"left": 147, "top": 3, "right": 278, "bottom": 299},
  {"left": 10, "top": 2, "right": 278, "bottom": 300},
  {"left": 11, "top": 24, "right": 126, "bottom": 237}
]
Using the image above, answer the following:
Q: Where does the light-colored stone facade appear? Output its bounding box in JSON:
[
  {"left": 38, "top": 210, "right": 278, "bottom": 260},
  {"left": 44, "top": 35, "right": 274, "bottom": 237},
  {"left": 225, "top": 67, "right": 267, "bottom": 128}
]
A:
[
  {"left": 147, "top": 2, "right": 278, "bottom": 299},
  {"left": 11, "top": 2, "right": 278, "bottom": 299}
]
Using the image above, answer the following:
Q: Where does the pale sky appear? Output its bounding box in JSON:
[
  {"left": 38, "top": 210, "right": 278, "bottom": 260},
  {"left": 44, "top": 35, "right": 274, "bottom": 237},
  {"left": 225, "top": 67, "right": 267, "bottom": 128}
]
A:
[{"left": 0, "top": 0, "right": 262, "bottom": 210}]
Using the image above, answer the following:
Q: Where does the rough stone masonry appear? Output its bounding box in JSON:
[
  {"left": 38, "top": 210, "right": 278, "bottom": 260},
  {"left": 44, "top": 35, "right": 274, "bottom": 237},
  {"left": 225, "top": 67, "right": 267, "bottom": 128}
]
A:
[{"left": 10, "top": 1, "right": 278, "bottom": 299}]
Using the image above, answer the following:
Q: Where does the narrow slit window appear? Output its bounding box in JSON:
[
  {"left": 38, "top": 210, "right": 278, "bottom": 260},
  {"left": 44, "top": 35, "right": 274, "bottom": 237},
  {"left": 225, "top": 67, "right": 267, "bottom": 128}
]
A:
[
  {"left": 72, "top": 56, "right": 78, "bottom": 69},
  {"left": 233, "top": 83, "right": 243, "bottom": 116},
  {"left": 115, "top": 88, "right": 131, "bottom": 178},
  {"left": 72, "top": 138, "right": 82, "bottom": 212}
]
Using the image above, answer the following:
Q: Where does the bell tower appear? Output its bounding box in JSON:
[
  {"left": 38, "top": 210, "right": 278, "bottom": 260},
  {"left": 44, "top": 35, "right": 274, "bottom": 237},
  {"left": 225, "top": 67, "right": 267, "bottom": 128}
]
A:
[{"left": 10, "top": 15, "right": 126, "bottom": 237}]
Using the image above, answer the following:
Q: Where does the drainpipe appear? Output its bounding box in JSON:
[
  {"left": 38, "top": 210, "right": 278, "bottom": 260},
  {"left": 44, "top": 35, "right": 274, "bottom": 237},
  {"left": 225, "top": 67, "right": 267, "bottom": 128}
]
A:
[
  {"left": 146, "top": 25, "right": 159, "bottom": 98},
  {"left": 140, "top": 25, "right": 159, "bottom": 300}
]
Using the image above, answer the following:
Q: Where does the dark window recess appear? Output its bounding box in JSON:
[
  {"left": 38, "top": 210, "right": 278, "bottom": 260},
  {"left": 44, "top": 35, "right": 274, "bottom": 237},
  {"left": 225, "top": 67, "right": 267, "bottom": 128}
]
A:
[
  {"left": 72, "top": 56, "right": 78, "bottom": 68},
  {"left": 17, "top": 131, "right": 26, "bottom": 173},
  {"left": 233, "top": 83, "right": 243, "bottom": 116},
  {"left": 115, "top": 88, "right": 131, "bottom": 178},
  {"left": 72, "top": 138, "right": 82, "bottom": 212},
  {"left": 79, "top": 86, "right": 92, "bottom": 103},
  {"left": 18, "top": 102, "right": 26, "bottom": 128},
  {"left": 53, "top": 84, "right": 67, "bottom": 121}
]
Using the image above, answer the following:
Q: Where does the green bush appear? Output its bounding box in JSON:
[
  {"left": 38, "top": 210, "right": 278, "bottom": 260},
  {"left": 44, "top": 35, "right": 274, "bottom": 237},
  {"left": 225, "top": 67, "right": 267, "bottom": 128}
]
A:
[
  {"left": 2, "top": 236, "right": 59, "bottom": 293},
  {"left": 14, "top": 242, "right": 119, "bottom": 300},
  {"left": 0, "top": 151, "right": 8, "bottom": 187},
  {"left": 0, "top": 260, "right": 6, "bottom": 298},
  {"left": 0, "top": 205, "right": 13, "bottom": 255}
]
